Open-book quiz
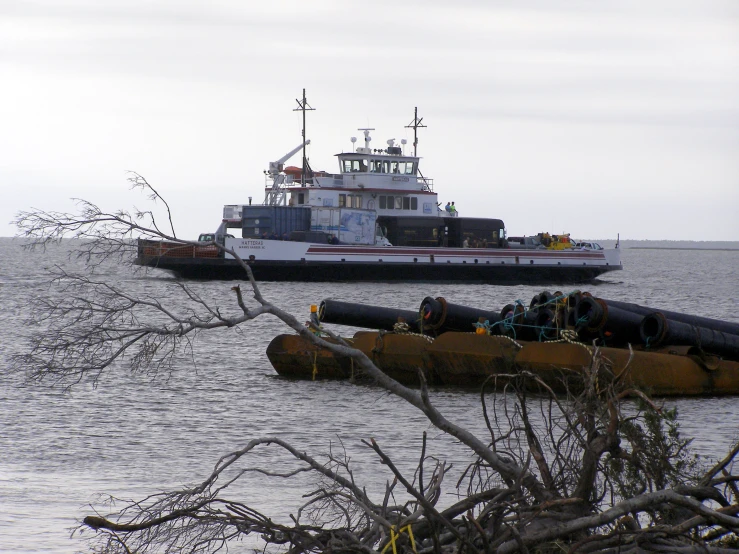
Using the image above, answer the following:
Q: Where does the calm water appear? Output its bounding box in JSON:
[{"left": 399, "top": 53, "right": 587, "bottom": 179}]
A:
[{"left": 1, "top": 238, "right": 738, "bottom": 553}]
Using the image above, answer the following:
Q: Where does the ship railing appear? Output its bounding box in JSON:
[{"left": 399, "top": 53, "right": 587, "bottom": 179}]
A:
[
  {"left": 420, "top": 177, "right": 434, "bottom": 192},
  {"left": 264, "top": 173, "right": 342, "bottom": 188},
  {"left": 265, "top": 174, "right": 291, "bottom": 188},
  {"left": 264, "top": 174, "right": 288, "bottom": 205},
  {"left": 138, "top": 239, "right": 221, "bottom": 259}
]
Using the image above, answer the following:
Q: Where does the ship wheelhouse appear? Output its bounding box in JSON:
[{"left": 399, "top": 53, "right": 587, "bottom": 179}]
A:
[
  {"left": 340, "top": 156, "right": 417, "bottom": 176},
  {"left": 284, "top": 129, "right": 439, "bottom": 218}
]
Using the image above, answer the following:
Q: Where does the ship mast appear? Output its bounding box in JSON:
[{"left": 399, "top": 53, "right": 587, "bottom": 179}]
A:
[
  {"left": 405, "top": 107, "right": 426, "bottom": 157},
  {"left": 406, "top": 107, "right": 431, "bottom": 190},
  {"left": 293, "top": 89, "right": 315, "bottom": 185}
]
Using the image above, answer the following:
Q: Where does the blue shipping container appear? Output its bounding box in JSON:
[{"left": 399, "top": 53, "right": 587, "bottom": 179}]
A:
[{"left": 241, "top": 206, "right": 311, "bottom": 239}]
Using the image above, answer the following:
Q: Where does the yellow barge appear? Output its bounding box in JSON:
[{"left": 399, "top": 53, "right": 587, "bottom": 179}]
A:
[{"left": 266, "top": 331, "right": 739, "bottom": 396}]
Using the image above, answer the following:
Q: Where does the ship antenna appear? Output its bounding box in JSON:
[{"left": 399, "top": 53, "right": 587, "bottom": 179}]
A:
[
  {"left": 293, "top": 88, "right": 315, "bottom": 185},
  {"left": 405, "top": 107, "right": 426, "bottom": 157}
]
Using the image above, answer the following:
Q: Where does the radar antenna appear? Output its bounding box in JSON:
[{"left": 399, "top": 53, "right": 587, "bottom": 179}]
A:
[
  {"left": 357, "top": 128, "right": 375, "bottom": 151},
  {"left": 293, "top": 88, "right": 315, "bottom": 184},
  {"left": 405, "top": 107, "right": 426, "bottom": 157}
]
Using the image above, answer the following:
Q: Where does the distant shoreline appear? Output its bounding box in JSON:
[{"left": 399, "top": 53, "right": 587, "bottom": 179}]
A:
[{"left": 628, "top": 247, "right": 739, "bottom": 251}]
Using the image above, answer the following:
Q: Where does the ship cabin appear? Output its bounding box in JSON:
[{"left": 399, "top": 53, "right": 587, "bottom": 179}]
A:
[
  {"left": 222, "top": 129, "right": 506, "bottom": 248},
  {"left": 282, "top": 130, "right": 441, "bottom": 218}
]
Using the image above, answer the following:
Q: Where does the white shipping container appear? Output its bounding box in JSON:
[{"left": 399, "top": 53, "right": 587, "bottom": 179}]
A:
[{"left": 310, "top": 208, "right": 377, "bottom": 245}]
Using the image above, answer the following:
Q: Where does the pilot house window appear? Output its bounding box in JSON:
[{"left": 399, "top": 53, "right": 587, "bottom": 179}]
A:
[
  {"left": 354, "top": 160, "right": 417, "bottom": 175},
  {"left": 343, "top": 159, "right": 367, "bottom": 173},
  {"left": 376, "top": 161, "right": 417, "bottom": 174}
]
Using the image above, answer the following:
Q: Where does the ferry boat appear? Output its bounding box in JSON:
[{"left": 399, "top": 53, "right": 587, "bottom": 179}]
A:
[{"left": 137, "top": 92, "right": 622, "bottom": 283}]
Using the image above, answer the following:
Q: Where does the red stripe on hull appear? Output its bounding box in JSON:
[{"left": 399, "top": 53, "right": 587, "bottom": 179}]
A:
[{"left": 305, "top": 246, "right": 606, "bottom": 260}]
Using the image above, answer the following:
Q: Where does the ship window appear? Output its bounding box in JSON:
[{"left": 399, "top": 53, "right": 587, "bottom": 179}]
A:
[
  {"left": 379, "top": 196, "right": 387, "bottom": 209},
  {"left": 338, "top": 194, "right": 346, "bottom": 207},
  {"left": 382, "top": 161, "right": 391, "bottom": 173},
  {"left": 405, "top": 162, "right": 416, "bottom": 175},
  {"left": 390, "top": 162, "right": 400, "bottom": 174},
  {"left": 386, "top": 195, "right": 394, "bottom": 209},
  {"left": 349, "top": 195, "right": 362, "bottom": 208},
  {"left": 342, "top": 159, "right": 367, "bottom": 173},
  {"left": 298, "top": 193, "right": 304, "bottom": 205},
  {"left": 371, "top": 160, "right": 383, "bottom": 173},
  {"left": 397, "top": 162, "right": 409, "bottom": 174},
  {"left": 402, "top": 197, "right": 410, "bottom": 210},
  {"left": 411, "top": 197, "right": 418, "bottom": 210},
  {"left": 394, "top": 197, "right": 402, "bottom": 209}
]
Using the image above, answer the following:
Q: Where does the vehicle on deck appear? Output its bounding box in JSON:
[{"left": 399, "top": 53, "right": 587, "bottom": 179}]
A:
[{"left": 575, "top": 242, "right": 604, "bottom": 250}]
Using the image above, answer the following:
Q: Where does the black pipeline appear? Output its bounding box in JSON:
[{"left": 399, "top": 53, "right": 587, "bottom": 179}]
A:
[
  {"left": 318, "top": 299, "right": 420, "bottom": 332},
  {"left": 500, "top": 292, "right": 572, "bottom": 341},
  {"left": 500, "top": 303, "right": 528, "bottom": 340},
  {"left": 420, "top": 297, "right": 501, "bottom": 334},
  {"left": 601, "top": 298, "right": 739, "bottom": 337},
  {"left": 575, "top": 297, "right": 644, "bottom": 347},
  {"left": 640, "top": 313, "right": 739, "bottom": 361}
]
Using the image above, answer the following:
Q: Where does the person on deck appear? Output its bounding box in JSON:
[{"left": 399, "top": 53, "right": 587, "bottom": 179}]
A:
[
  {"left": 445, "top": 202, "right": 451, "bottom": 214},
  {"left": 450, "top": 202, "right": 457, "bottom": 216}
]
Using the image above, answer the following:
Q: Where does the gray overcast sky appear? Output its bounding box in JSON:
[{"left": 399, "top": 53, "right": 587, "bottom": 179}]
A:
[{"left": 1, "top": 0, "right": 737, "bottom": 240}]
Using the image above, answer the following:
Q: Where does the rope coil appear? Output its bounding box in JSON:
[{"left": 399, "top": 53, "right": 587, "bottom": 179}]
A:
[
  {"left": 392, "top": 322, "right": 435, "bottom": 343},
  {"left": 541, "top": 328, "right": 593, "bottom": 355}
]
